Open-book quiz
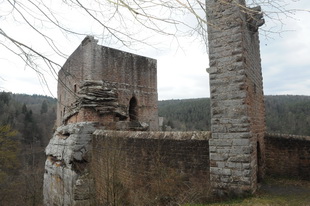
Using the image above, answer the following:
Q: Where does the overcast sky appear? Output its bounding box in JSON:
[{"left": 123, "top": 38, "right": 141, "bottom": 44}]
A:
[{"left": 0, "top": 1, "right": 309, "bottom": 100}]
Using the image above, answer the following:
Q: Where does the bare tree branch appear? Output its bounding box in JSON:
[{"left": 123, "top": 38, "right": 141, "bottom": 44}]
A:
[{"left": 0, "top": 0, "right": 306, "bottom": 96}]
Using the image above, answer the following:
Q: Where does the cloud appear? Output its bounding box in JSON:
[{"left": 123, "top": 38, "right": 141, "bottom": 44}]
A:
[
  {"left": 260, "top": 1, "right": 310, "bottom": 96},
  {"left": 1, "top": 1, "right": 309, "bottom": 100},
  {"left": 157, "top": 44, "right": 209, "bottom": 100}
]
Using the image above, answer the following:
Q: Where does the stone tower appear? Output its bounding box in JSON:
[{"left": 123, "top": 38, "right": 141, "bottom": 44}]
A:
[
  {"left": 44, "top": 37, "right": 159, "bottom": 205},
  {"left": 57, "top": 36, "right": 159, "bottom": 131},
  {"left": 206, "top": 0, "right": 266, "bottom": 195}
]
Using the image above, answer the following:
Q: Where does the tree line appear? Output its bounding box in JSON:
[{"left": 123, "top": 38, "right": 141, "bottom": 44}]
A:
[
  {"left": 0, "top": 92, "right": 56, "bottom": 205},
  {"left": 1, "top": 92, "right": 309, "bottom": 205},
  {"left": 159, "top": 95, "right": 310, "bottom": 136}
]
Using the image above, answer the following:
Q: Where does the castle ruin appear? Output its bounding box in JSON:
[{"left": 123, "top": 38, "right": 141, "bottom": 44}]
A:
[
  {"left": 43, "top": 1, "right": 310, "bottom": 205},
  {"left": 56, "top": 36, "right": 159, "bottom": 131}
]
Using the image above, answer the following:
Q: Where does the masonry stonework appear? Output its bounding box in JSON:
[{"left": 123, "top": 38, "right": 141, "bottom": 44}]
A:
[
  {"left": 44, "top": 37, "right": 160, "bottom": 205},
  {"left": 265, "top": 133, "right": 310, "bottom": 180},
  {"left": 57, "top": 36, "right": 159, "bottom": 130},
  {"left": 43, "top": 0, "right": 310, "bottom": 202},
  {"left": 91, "top": 131, "right": 211, "bottom": 205},
  {"left": 206, "top": 0, "right": 266, "bottom": 195},
  {"left": 43, "top": 28, "right": 310, "bottom": 204}
]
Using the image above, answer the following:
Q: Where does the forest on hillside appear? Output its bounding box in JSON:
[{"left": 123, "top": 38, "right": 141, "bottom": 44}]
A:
[
  {"left": 1, "top": 92, "right": 310, "bottom": 205},
  {"left": 0, "top": 92, "right": 56, "bottom": 205},
  {"left": 158, "top": 95, "right": 310, "bottom": 136}
]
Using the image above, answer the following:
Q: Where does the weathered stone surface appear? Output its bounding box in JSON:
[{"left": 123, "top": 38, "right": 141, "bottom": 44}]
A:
[
  {"left": 207, "top": 0, "right": 266, "bottom": 196},
  {"left": 115, "top": 120, "right": 149, "bottom": 131},
  {"left": 93, "top": 130, "right": 211, "bottom": 141},
  {"left": 56, "top": 36, "right": 159, "bottom": 130},
  {"left": 91, "top": 130, "right": 211, "bottom": 205},
  {"left": 265, "top": 133, "right": 310, "bottom": 180},
  {"left": 43, "top": 122, "right": 97, "bottom": 206},
  {"left": 43, "top": 1, "right": 273, "bottom": 203}
]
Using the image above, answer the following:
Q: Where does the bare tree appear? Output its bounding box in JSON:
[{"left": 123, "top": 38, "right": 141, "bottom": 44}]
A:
[{"left": 0, "top": 0, "right": 306, "bottom": 94}]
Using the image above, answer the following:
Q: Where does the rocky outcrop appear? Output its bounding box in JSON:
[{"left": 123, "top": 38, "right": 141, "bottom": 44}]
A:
[{"left": 43, "top": 122, "right": 97, "bottom": 206}]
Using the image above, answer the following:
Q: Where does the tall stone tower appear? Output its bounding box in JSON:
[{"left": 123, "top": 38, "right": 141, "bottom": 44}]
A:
[{"left": 206, "top": 0, "right": 266, "bottom": 195}]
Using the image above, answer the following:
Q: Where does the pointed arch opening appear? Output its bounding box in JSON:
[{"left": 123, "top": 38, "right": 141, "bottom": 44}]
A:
[{"left": 129, "top": 97, "right": 138, "bottom": 121}]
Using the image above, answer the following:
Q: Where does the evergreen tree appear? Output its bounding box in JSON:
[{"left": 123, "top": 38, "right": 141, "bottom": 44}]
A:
[
  {"left": 0, "top": 125, "right": 20, "bottom": 185},
  {"left": 158, "top": 96, "right": 310, "bottom": 135},
  {"left": 22, "top": 103, "right": 27, "bottom": 114},
  {"left": 0, "top": 92, "right": 11, "bottom": 105},
  {"left": 40, "top": 100, "right": 48, "bottom": 114}
]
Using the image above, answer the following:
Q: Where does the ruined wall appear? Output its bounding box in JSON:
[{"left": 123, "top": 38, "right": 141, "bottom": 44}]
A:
[
  {"left": 206, "top": 0, "right": 265, "bottom": 195},
  {"left": 43, "top": 125, "right": 310, "bottom": 205},
  {"left": 91, "top": 130, "right": 211, "bottom": 205},
  {"left": 265, "top": 133, "right": 310, "bottom": 180},
  {"left": 57, "top": 38, "right": 96, "bottom": 126},
  {"left": 57, "top": 36, "right": 158, "bottom": 130}
]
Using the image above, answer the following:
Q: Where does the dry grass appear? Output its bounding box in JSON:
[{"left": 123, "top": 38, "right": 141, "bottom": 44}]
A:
[{"left": 185, "top": 177, "right": 310, "bottom": 206}]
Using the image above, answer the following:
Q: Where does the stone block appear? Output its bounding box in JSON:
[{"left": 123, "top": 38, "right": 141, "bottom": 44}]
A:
[
  {"left": 242, "top": 163, "right": 251, "bottom": 169},
  {"left": 220, "top": 176, "right": 233, "bottom": 183},
  {"left": 216, "top": 162, "right": 226, "bottom": 168},
  {"left": 210, "top": 167, "right": 232, "bottom": 176},
  {"left": 232, "top": 139, "right": 250, "bottom": 146},
  {"left": 210, "top": 153, "right": 229, "bottom": 161},
  {"left": 209, "top": 139, "right": 233, "bottom": 146},
  {"left": 226, "top": 162, "right": 242, "bottom": 169},
  {"left": 229, "top": 155, "right": 251, "bottom": 163}
]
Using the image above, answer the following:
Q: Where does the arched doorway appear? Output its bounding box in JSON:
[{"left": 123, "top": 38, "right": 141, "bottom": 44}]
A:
[{"left": 129, "top": 97, "right": 138, "bottom": 121}]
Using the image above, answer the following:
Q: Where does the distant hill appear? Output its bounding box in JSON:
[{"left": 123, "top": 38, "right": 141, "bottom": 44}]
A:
[
  {"left": 0, "top": 92, "right": 57, "bottom": 145},
  {"left": 2, "top": 93, "right": 309, "bottom": 136},
  {"left": 158, "top": 95, "right": 310, "bottom": 136},
  {"left": 158, "top": 98, "right": 211, "bottom": 131},
  {"left": 0, "top": 92, "right": 57, "bottom": 205}
]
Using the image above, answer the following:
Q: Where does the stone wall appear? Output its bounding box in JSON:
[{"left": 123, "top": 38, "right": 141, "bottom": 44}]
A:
[
  {"left": 265, "top": 133, "right": 310, "bottom": 180},
  {"left": 57, "top": 36, "right": 158, "bottom": 130},
  {"left": 91, "top": 130, "right": 211, "bottom": 205},
  {"left": 206, "top": 0, "right": 265, "bottom": 195},
  {"left": 43, "top": 124, "right": 310, "bottom": 205}
]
